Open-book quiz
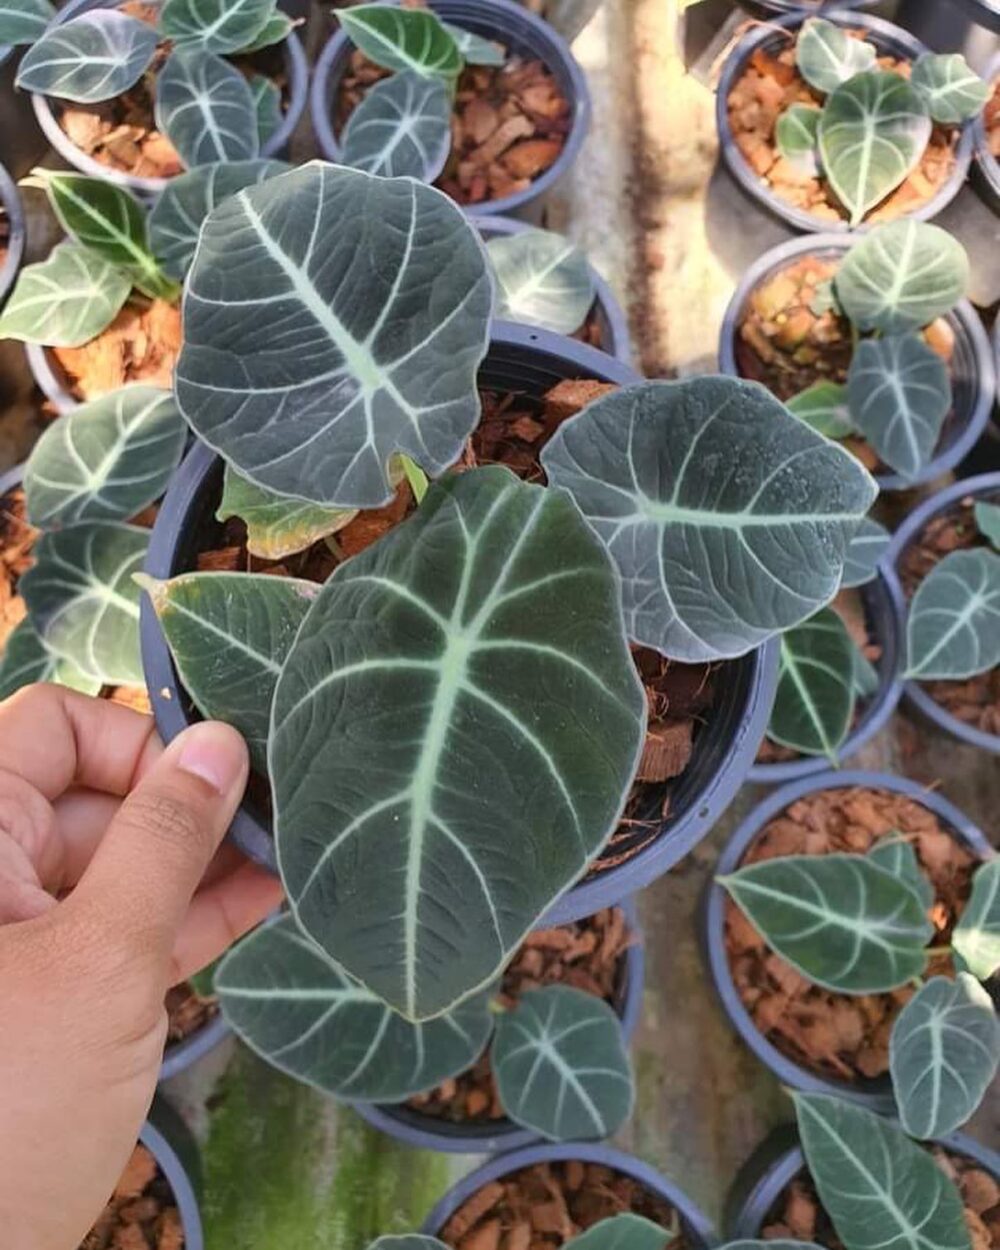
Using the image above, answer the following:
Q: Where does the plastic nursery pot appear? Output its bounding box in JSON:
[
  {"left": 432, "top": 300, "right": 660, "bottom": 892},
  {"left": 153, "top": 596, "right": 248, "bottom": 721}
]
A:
[
  {"left": 972, "top": 52, "right": 1000, "bottom": 212},
  {"left": 30, "top": 0, "right": 308, "bottom": 199},
  {"left": 718, "top": 233, "right": 996, "bottom": 491},
  {"left": 351, "top": 897, "right": 644, "bottom": 1153},
  {"left": 24, "top": 341, "right": 81, "bottom": 415},
  {"left": 736, "top": 0, "right": 872, "bottom": 18},
  {"left": 310, "top": 0, "right": 591, "bottom": 222},
  {"left": 747, "top": 569, "right": 903, "bottom": 785},
  {"left": 476, "top": 215, "right": 632, "bottom": 365},
  {"left": 723, "top": 1123, "right": 1000, "bottom": 1241},
  {"left": 138, "top": 1096, "right": 204, "bottom": 1250},
  {"left": 422, "top": 1141, "right": 717, "bottom": 1247},
  {"left": 0, "top": 159, "right": 24, "bottom": 311},
  {"left": 949, "top": 0, "right": 1000, "bottom": 35},
  {"left": 702, "top": 769, "right": 994, "bottom": 1114},
  {"left": 715, "top": 9, "right": 974, "bottom": 234},
  {"left": 884, "top": 470, "right": 1000, "bottom": 754},
  {"left": 159, "top": 1009, "right": 230, "bottom": 1083}
]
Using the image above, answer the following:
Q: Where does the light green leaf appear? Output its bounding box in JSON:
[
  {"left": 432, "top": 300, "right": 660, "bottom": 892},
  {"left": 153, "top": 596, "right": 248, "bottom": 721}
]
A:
[
  {"left": 775, "top": 104, "right": 821, "bottom": 176},
  {"left": 720, "top": 853, "right": 933, "bottom": 993},
  {"left": 487, "top": 228, "right": 595, "bottom": 336},
  {"left": 155, "top": 48, "right": 260, "bottom": 169},
  {"left": 867, "top": 836, "right": 933, "bottom": 910},
  {"left": 24, "top": 387, "right": 185, "bottom": 528},
  {"left": 793, "top": 1092, "right": 972, "bottom": 1250},
  {"left": 237, "top": 9, "right": 295, "bottom": 54},
  {"left": 911, "top": 53, "right": 989, "bottom": 125},
  {"left": 335, "top": 5, "right": 462, "bottom": 78},
  {"left": 796, "top": 18, "right": 876, "bottom": 94},
  {"left": 159, "top": 0, "right": 275, "bottom": 55},
  {"left": 0, "top": 618, "right": 101, "bottom": 700},
  {"left": 953, "top": 859, "right": 1000, "bottom": 981},
  {"left": 0, "top": 0, "right": 56, "bottom": 47},
  {"left": 819, "top": 72, "right": 932, "bottom": 227},
  {"left": 835, "top": 221, "right": 969, "bottom": 335},
  {"left": 769, "top": 608, "right": 856, "bottom": 761},
  {"left": 217, "top": 464, "right": 356, "bottom": 561},
  {"left": 974, "top": 500, "right": 1000, "bottom": 549},
  {"left": 441, "top": 21, "right": 504, "bottom": 67},
  {"left": 0, "top": 241, "right": 131, "bottom": 348},
  {"left": 137, "top": 571, "right": 318, "bottom": 774},
  {"left": 539, "top": 378, "right": 878, "bottom": 663},
  {"left": 216, "top": 913, "right": 492, "bottom": 1100},
  {"left": 890, "top": 973, "right": 1000, "bottom": 1139},
  {"left": 847, "top": 333, "right": 950, "bottom": 481},
  {"left": 248, "top": 73, "right": 282, "bottom": 146},
  {"left": 271, "top": 466, "right": 644, "bottom": 1021},
  {"left": 906, "top": 549, "right": 1000, "bottom": 680},
  {"left": 16, "top": 9, "right": 156, "bottom": 102},
  {"left": 493, "top": 985, "right": 633, "bottom": 1141},
  {"left": 569, "top": 1215, "right": 676, "bottom": 1250},
  {"left": 341, "top": 71, "right": 451, "bottom": 181},
  {"left": 810, "top": 278, "right": 841, "bottom": 318},
  {"left": 841, "top": 517, "right": 890, "bottom": 589},
  {"left": 853, "top": 644, "right": 879, "bottom": 698},
  {"left": 787, "top": 381, "right": 854, "bottom": 439},
  {"left": 19, "top": 522, "right": 147, "bottom": 684}
]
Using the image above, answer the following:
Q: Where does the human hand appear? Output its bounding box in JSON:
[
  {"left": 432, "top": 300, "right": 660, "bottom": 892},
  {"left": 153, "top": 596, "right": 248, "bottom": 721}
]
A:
[{"left": 0, "top": 684, "right": 283, "bottom": 1250}]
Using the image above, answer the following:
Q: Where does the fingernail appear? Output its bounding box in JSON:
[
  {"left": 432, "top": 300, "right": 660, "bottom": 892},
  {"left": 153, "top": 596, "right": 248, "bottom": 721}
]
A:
[{"left": 175, "top": 722, "right": 247, "bottom": 794}]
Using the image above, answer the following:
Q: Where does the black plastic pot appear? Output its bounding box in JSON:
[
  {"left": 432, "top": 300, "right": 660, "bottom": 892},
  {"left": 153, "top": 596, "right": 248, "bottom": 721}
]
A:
[
  {"left": 718, "top": 234, "right": 996, "bottom": 491},
  {"left": 972, "top": 51, "right": 1000, "bottom": 211},
  {"left": 724, "top": 1123, "right": 1000, "bottom": 1241},
  {"left": 352, "top": 896, "right": 644, "bottom": 1153},
  {"left": 141, "top": 322, "right": 779, "bottom": 919},
  {"left": 310, "top": 0, "right": 591, "bottom": 222},
  {"left": 716, "top": 10, "right": 974, "bottom": 233},
  {"left": 477, "top": 215, "right": 632, "bottom": 365},
  {"left": 0, "top": 158, "right": 24, "bottom": 312},
  {"left": 139, "top": 1097, "right": 204, "bottom": 1250},
  {"left": 884, "top": 471, "right": 1000, "bottom": 754},
  {"left": 422, "top": 1142, "right": 717, "bottom": 1247},
  {"left": 30, "top": 0, "right": 308, "bottom": 198},
  {"left": 703, "top": 769, "right": 993, "bottom": 1113}
]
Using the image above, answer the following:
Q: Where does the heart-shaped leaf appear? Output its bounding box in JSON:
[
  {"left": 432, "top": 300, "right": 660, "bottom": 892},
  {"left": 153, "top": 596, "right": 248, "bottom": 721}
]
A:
[
  {"left": 20, "top": 522, "right": 147, "bottom": 684},
  {"left": 841, "top": 517, "right": 890, "bottom": 589},
  {"left": 0, "top": 0, "right": 56, "bottom": 46},
  {"left": 24, "top": 387, "right": 185, "bottom": 528},
  {"left": 906, "top": 549, "right": 1000, "bottom": 680},
  {"left": 487, "top": 228, "right": 595, "bottom": 336},
  {"left": 272, "top": 467, "right": 644, "bottom": 1021},
  {"left": 793, "top": 1092, "right": 972, "bottom": 1250},
  {"left": 0, "top": 618, "right": 101, "bottom": 700},
  {"left": 796, "top": 18, "right": 877, "bottom": 95},
  {"left": 867, "top": 836, "right": 933, "bottom": 909},
  {"left": 159, "top": 0, "right": 275, "bottom": 55},
  {"left": 239, "top": 10, "right": 295, "bottom": 54},
  {"left": 769, "top": 608, "right": 856, "bottom": 761},
  {"left": 17, "top": 9, "right": 157, "bottom": 102},
  {"left": 248, "top": 73, "right": 282, "bottom": 145},
  {"left": 911, "top": 52, "right": 989, "bottom": 124},
  {"left": 341, "top": 71, "right": 452, "bottom": 181},
  {"left": 138, "top": 571, "right": 318, "bottom": 774},
  {"left": 176, "top": 162, "right": 493, "bottom": 510},
  {"left": 775, "top": 104, "right": 821, "bottom": 177},
  {"left": 539, "top": 378, "right": 877, "bottom": 663},
  {"left": 835, "top": 221, "right": 969, "bottom": 335},
  {"left": 441, "top": 21, "right": 504, "bottom": 67},
  {"left": 890, "top": 973, "right": 999, "bottom": 1140},
  {"left": 155, "top": 48, "right": 260, "bottom": 169},
  {"left": 847, "top": 333, "right": 950, "bottom": 481},
  {"left": 720, "top": 853, "right": 933, "bottom": 993},
  {"left": 568, "top": 1215, "right": 676, "bottom": 1249},
  {"left": 953, "top": 860, "right": 1000, "bottom": 981},
  {"left": 0, "top": 241, "right": 131, "bottom": 347},
  {"left": 217, "top": 464, "right": 356, "bottom": 561},
  {"left": 787, "top": 381, "right": 854, "bottom": 440},
  {"left": 974, "top": 500, "right": 1000, "bottom": 549},
  {"left": 148, "top": 158, "right": 289, "bottom": 282},
  {"left": 335, "top": 5, "right": 462, "bottom": 78},
  {"left": 819, "top": 72, "right": 932, "bottom": 227},
  {"left": 493, "top": 985, "right": 633, "bottom": 1141}
]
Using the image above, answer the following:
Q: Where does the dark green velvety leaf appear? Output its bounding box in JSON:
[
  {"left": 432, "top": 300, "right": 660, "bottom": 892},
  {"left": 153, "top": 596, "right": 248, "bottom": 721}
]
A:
[
  {"left": 974, "top": 500, "right": 1000, "bottom": 549},
  {"left": 539, "top": 378, "right": 877, "bottom": 663},
  {"left": 890, "top": 973, "right": 999, "bottom": 1139},
  {"left": 16, "top": 9, "right": 156, "bottom": 102},
  {"left": 155, "top": 48, "right": 260, "bottom": 169},
  {"left": 0, "top": 618, "right": 101, "bottom": 700},
  {"left": 819, "top": 72, "right": 931, "bottom": 227},
  {"left": 793, "top": 1092, "right": 972, "bottom": 1250},
  {"left": 906, "top": 549, "right": 1000, "bottom": 680},
  {"left": 953, "top": 860, "right": 1000, "bottom": 981},
  {"left": 159, "top": 0, "right": 275, "bottom": 55},
  {"left": 215, "top": 914, "right": 492, "bottom": 1100},
  {"left": 720, "top": 853, "right": 933, "bottom": 993},
  {"left": 217, "top": 463, "right": 356, "bottom": 561},
  {"left": 796, "top": 18, "right": 876, "bottom": 94},
  {"left": 867, "top": 836, "right": 933, "bottom": 910},
  {"left": 238, "top": 10, "right": 295, "bottom": 54},
  {"left": 787, "top": 381, "right": 854, "bottom": 439},
  {"left": 487, "top": 228, "right": 595, "bottom": 336},
  {"left": 137, "top": 571, "right": 318, "bottom": 774},
  {"left": 769, "top": 608, "right": 856, "bottom": 761},
  {"left": 569, "top": 1215, "right": 676, "bottom": 1250},
  {"left": 911, "top": 53, "right": 989, "bottom": 124},
  {"left": 0, "top": 241, "right": 130, "bottom": 347},
  {"left": 841, "top": 517, "right": 890, "bottom": 588},
  {"left": 441, "top": 21, "right": 504, "bottom": 67},
  {"left": 341, "top": 71, "right": 451, "bottom": 181},
  {"left": 175, "top": 162, "right": 493, "bottom": 510},
  {"left": 335, "top": 5, "right": 462, "bottom": 77},
  {"left": 0, "top": 0, "right": 56, "bottom": 46},
  {"left": 272, "top": 467, "right": 644, "bottom": 1021},
  {"left": 775, "top": 103, "right": 821, "bottom": 176},
  {"left": 248, "top": 73, "right": 282, "bottom": 145},
  {"left": 493, "top": 985, "right": 633, "bottom": 1141},
  {"left": 19, "top": 522, "right": 147, "bottom": 684}
]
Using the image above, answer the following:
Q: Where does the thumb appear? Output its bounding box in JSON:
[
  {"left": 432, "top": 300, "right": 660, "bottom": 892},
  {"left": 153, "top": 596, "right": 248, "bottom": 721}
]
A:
[{"left": 70, "top": 721, "right": 249, "bottom": 973}]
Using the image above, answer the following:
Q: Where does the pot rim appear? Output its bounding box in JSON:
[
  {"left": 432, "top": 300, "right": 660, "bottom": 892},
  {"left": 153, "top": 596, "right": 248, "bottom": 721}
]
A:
[
  {"left": 420, "top": 1140, "right": 717, "bottom": 1247},
  {"left": 715, "top": 9, "right": 975, "bottom": 234},
  {"left": 158, "top": 1010, "right": 230, "bottom": 1083},
  {"left": 972, "top": 51, "right": 1000, "bottom": 209},
  {"left": 29, "top": 0, "right": 308, "bottom": 197},
  {"left": 716, "top": 231, "right": 997, "bottom": 491},
  {"left": 702, "top": 768, "right": 995, "bottom": 1111},
  {"left": 949, "top": 0, "right": 1000, "bottom": 34},
  {"left": 883, "top": 470, "right": 1000, "bottom": 754},
  {"left": 0, "top": 159, "right": 25, "bottom": 309},
  {"left": 309, "top": 0, "right": 592, "bottom": 218},
  {"left": 139, "top": 1111, "right": 204, "bottom": 1250}
]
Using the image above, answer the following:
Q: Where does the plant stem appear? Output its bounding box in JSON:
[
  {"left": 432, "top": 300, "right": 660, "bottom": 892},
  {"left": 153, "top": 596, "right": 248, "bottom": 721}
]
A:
[
  {"left": 399, "top": 454, "right": 429, "bottom": 503},
  {"left": 925, "top": 944, "right": 953, "bottom": 957}
]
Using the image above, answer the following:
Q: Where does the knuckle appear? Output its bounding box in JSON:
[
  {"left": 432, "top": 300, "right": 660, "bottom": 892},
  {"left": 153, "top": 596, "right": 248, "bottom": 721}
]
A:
[{"left": 0, "top": 769, "right": 54, "bottom": 865}]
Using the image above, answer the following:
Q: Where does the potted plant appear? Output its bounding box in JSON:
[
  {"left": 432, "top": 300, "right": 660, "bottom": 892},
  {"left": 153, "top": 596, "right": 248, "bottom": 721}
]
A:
[
  {"left": 13, "top": 0, "right": 307, "bottom": 196},
  {"left": 972, "top": 51, "right": 1000, "bottom": 211},
  {"left": 718, "top": 224, "right": 995, "bottom": 491},
  {"left": 884, "top": 472, "right": 1000, "bottom": 755},
  {"left": 717, "top": 12, "right": 980, "bottom": 232},
  {"left": 0, "top": 160, "right": 23, "bottom": 310},
  {"left": 310, "top": 0, "right": 591, "bottom": 220},
  {"left": 704, "top": 770, "right": 998, "bottom": 1119}
]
